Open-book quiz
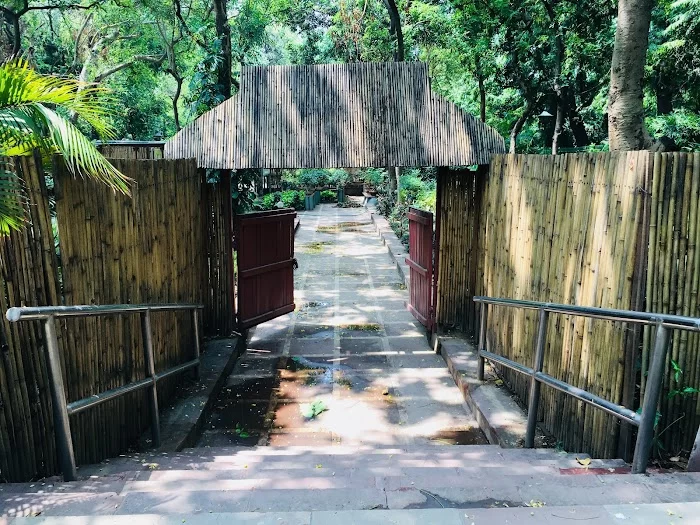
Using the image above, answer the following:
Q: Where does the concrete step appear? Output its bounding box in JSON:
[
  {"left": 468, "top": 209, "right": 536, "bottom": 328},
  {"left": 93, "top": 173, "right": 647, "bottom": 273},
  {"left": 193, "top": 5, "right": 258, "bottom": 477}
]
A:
[
  {"left": 2, "top": 471, "right": 699, "bottom": 517},
  {"left": 4, "top": 505, "right": 700, "bottom": 525},
  {"left": 74, "top": 445, "right": 627, "bottom": 477}
]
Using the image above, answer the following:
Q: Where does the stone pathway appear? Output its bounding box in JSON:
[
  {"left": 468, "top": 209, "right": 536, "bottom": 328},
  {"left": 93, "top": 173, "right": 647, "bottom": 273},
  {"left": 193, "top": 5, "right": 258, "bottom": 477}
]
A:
[{"left": 197, "top": 203, "right": 486, "bottom": 448}]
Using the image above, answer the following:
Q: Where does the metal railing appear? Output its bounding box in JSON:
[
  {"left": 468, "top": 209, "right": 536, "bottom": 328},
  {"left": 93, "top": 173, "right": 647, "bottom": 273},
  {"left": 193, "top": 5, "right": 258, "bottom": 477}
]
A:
[
  {"left": 6, "top": 303, "right": 204, "bottom": 481},
  {"left": 473, "top": 296, "right": 700, "bottom": 474}
]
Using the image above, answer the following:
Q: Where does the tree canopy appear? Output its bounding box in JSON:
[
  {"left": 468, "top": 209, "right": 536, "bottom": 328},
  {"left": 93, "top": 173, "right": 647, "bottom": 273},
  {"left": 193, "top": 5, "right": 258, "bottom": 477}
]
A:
[{"left": 4, "top": 0, "right": 698, "bottom": 152}]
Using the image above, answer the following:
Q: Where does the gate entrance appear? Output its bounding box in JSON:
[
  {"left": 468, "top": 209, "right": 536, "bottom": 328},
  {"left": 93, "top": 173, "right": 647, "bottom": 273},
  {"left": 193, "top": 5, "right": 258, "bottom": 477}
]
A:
[
  {"left": 406, "top": 207, "right": 434, "bottom": 330},
  {"left": 236, "top": 208, "right": 297, "bottom": 329}
]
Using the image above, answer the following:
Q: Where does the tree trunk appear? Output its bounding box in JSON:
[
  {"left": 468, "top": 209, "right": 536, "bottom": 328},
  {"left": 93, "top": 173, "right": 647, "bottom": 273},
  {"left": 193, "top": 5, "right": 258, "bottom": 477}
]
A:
[
  {"left": 476, "top": 57, "right": 486, "bottom": 123},
  {"left": 655, "top": 67, "right": 673, "bottom": 115},
  {"left": 383, "top": 0, "right": 404, "bottom": 61},
  {"left": 213, "top": 0, "right": 232, "bottom": 99},
  {"left": 394, "top": 167, "right": 402, "bottom": 204},
  {"left": 509, "top": 100, "right": 534, "bottom": 154},
  {"left": 172, "top": 76, "right": 183, "bottom": 130},
  {"left": 568, "top": 90, "right": 590, "bottom": 148},
  {"left": 607, "top": 0, "right": 653, "bottom": 151},
  {"left": 552, "top": 97, "right": 565, "bottom": 154}
]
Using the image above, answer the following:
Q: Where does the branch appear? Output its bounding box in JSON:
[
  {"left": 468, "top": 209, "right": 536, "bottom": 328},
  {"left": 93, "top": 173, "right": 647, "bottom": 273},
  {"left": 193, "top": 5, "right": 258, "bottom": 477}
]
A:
[
  {"left": 173, "top": 0, "right": 208, "bottom": 50},
  {"left": 94, "top": 53, "right": 166, "bottom": 82},
  {"left": 73, "top": 11, "right": 93, "bottom": 69},
  {"left": 23, "top": 2, "right": 100, "bottom": 14}
]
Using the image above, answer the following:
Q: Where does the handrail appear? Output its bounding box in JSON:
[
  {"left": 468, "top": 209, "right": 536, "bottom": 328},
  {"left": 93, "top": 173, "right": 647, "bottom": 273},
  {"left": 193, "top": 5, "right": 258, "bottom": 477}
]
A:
[
  {"left": 6, "top": 303, "right": 204, "bottom": 481},
  {"left": 473, "top": 296, "right": 698, "bottom": 474},
  {"left": 6, "top": 303, "right": 201, "bottom": 321}
]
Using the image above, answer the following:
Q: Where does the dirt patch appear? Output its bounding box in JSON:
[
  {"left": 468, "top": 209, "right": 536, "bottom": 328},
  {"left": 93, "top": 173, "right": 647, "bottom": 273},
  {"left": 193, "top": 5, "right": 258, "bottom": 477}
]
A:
[
  {"left": 338, "top": 323, "right": 381, "bottom": 332},
  {"left": 316, "top": 222, "right": 371, "bottom": 233},
  {"left": 298, "top": 241, "right": 334, "bottom": 254},
  {"left": 428, "top": 428, "right": 489, "bottom": 446}
]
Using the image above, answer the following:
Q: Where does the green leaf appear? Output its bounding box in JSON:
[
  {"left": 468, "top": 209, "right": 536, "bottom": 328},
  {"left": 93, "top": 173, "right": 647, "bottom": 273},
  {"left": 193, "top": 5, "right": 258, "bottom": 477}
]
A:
[
  {"left": 300, "top": 399, "right": 328, "bottom": 419},
  {"left": 0, "top": 57, "right": 132, "bottom": 234}
]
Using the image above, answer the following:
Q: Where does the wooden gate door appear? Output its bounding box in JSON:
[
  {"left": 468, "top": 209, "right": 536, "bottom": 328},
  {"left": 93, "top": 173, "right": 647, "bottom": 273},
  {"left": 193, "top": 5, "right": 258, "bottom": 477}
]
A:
[
  {"left": 406, "top": 207, "right": 434, "bottom": 330},
  {"left": 236, "top": 209, "right": 297, "bottom": 329}
]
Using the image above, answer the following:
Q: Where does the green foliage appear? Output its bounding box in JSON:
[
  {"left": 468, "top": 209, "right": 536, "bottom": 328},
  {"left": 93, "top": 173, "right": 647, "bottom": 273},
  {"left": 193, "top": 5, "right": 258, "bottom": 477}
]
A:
[
  {"left": 282, "top": 168, "right": 349, "bottom": 191},
  {"left": 12, "top": 0, "right": 700, "bottom": 153},
  {"left": 300, "top": 399, "right": 327, "bottom": 419},
  {"left": 253, "top": 190, "right": 306, "bottom": 210},
  {"left": 647, "top": 110, "right": 700, "bottom": 150},
  {"left": 0, "top": 58, "right": 130, "bottom": 234},
  {"left": 320, "top": 190, "right": 336, "bottom": 202}
]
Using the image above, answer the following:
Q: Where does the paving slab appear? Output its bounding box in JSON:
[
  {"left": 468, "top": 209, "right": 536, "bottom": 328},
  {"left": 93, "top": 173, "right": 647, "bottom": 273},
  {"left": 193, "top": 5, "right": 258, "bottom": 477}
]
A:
[{"left": 230, "top": 204, "right": 485, "bottom": 447}]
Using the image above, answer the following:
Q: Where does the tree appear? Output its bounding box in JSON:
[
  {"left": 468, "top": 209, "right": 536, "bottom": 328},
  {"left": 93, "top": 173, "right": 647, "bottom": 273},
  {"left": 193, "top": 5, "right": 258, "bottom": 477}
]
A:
[
  {"left": 608, "top": 0, "right": 654, "bottom": 150},
  {"left": 0, "top": 58, "right": 130, "bottom": 233}
]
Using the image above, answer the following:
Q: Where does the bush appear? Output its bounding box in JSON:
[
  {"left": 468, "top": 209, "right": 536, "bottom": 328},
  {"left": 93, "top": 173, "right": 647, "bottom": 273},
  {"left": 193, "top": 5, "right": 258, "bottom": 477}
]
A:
[
  {"left": 253, "top": 190, "right": 305, "bottom": 211},
  {"left": 321, "top": 190, "right": 337, "bottom": 203}
]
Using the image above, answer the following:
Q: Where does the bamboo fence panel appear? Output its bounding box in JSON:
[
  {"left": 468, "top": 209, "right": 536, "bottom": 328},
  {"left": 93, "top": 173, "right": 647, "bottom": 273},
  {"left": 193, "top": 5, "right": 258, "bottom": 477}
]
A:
[
  {"left": 203, "top": 170, "right": 235, "bottom": 336},
  {"left": 479, "top": 152, "right": 650, "bottom": 458},
  {"left": 164, "top": 62, "right": 506, "bottom": 169},
  {"left": 0, "top": 154, "right": 219, "bottom": 481},
  {"left": 436, "top": 169, "right": 482, "bottom": 335},
  {"left": 0, "top": 153, "right": 61, "bottom": 481},
  {"left": 643, "top": 152, "right": 700, "bottom": 456},
  {"left": 98, "top": 144, "right": 164, "bottom": 159},
  {"left": 53, "top": 158, "right": 206, "bottom": 465}
]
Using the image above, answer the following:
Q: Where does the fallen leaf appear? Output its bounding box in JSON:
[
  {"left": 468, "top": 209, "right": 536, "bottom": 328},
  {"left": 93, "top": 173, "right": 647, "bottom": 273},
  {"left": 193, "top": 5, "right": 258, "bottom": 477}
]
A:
[{"left": 576, "top": 457, "right": 592, "bottom": 467}]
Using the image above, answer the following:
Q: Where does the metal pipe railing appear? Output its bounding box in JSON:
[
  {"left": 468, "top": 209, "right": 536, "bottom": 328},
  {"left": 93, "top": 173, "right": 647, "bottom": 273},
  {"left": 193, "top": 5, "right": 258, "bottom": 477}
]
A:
[
  {"left": 6, "top": 303, "right": 204, "bottom": 481},
  {"left": 473, "top": 296, "right": 700, "bottom": 474}
]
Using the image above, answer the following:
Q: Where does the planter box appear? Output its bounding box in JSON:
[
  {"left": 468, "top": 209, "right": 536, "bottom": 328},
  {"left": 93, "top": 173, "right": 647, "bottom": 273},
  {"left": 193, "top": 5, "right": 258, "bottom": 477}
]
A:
[{"left": 305, "top": 194, "right": 315, "bottom": 210}]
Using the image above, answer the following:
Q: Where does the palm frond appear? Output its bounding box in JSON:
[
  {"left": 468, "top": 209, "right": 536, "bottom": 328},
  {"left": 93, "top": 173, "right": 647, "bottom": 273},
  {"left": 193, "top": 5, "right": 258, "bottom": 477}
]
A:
[
  {"left": 35, "top": 104, "right": 131, "bottom": 194},
  {"left": 0, "top": 58, "right": 133, "bottom": 234},
  {"left": 0, "top": 166, "right": 27, "bottom": 235}
]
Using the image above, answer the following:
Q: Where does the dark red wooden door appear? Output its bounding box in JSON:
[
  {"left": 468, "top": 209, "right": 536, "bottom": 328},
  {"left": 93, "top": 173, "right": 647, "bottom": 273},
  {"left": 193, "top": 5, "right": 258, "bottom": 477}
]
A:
[
  {"left": 236, "top": 208, "right": 297, "bottom": 329},
  {"left": 406, "top": 207, "right": 434, "bottom": 330}
]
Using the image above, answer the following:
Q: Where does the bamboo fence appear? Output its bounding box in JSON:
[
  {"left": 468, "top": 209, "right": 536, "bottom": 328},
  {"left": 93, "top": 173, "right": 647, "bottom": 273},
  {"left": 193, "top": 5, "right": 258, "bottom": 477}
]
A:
[
  {"left": 0, "top": 153, "right": 61, "bottom": 482},
  {"left": 0, "top": 154, "right": 233, "bottom": 481},
  {"left": 643, "top": 152, "right": 700, "bottom": 455},
  {"left": 436, "top": 168, "right": 483, "bottom": 335},
  {"left": 439, "top": 151, "right": 700, "bottom": 458},
  {"left": 442, "top": 152, "right": 651, "bottom": 458}
]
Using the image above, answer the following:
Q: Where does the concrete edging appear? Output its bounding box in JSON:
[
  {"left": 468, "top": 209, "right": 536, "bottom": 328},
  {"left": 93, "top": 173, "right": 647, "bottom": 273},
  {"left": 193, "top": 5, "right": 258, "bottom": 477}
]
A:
[
  {"left": 148, "top": 336, "right": 246, "bottom": 452},
  {"left": 367, "top": 207, "right": 410, "bottom": 289},
  {"left": 438, "top": 337, "right": 546, "bottom": 449}
]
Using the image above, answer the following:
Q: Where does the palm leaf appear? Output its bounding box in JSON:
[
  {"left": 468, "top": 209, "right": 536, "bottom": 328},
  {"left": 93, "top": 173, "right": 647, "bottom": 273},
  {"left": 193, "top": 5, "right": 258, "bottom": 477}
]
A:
[
  {"left": 0, "top": 58, "right": 133, "bottom": 233},
  {"left": 0, "top": 165, "right": 28, "bottom": 235}
]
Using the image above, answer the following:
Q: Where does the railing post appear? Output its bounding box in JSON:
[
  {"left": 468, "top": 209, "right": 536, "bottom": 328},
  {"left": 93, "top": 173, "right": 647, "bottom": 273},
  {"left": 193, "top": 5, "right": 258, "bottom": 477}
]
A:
[
  {"left": 632, "top": 321, "right": 669, "bottom": 474},
  {"left": 43, "top": 315, "right": 78, "bottom": 481},
  {"left": 525, "top": 308, "right": 549, "bottom": 448},
  {"left": 192, "top": 308, "right": 201, "bottom": 381},
  {"left": 477, "top": 304, "right": 488, "bottom": 381},
  {"left": 140, "top": 310, "right": 161, "bottom": 447}
]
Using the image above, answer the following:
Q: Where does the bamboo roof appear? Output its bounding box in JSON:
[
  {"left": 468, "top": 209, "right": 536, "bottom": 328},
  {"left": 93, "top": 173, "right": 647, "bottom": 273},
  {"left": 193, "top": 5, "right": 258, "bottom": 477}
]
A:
[{"left": 164, "top": 62, "right": 505, "bottom": 169}]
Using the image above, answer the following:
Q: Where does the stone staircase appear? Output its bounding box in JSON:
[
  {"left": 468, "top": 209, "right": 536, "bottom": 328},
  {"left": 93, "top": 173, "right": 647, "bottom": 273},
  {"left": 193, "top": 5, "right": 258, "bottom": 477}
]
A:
[{"left": 2, "top": 445, "right": 699, "bottom": 524}]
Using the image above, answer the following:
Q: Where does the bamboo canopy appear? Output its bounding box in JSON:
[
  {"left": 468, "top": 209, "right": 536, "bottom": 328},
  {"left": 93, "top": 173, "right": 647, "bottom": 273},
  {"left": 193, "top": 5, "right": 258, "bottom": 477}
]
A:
[{"left": 164, "top": 62, "right": 505, "bottom": 169}]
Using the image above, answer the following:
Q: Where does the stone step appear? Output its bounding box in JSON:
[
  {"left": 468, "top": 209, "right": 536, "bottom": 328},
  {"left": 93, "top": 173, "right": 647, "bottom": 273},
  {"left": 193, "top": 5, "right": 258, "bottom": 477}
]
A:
[
  {"left": 0, "top": 462, "right": 639, "bottom": 495},
  {"left": 2, "top": 472, "right": 699, "bottom": 517},
  {"left": 5, "top": 504, "right": 700, "bottom": 525},
  {"left": 75, "top": 449, "right": 627, "bottom": 477}
]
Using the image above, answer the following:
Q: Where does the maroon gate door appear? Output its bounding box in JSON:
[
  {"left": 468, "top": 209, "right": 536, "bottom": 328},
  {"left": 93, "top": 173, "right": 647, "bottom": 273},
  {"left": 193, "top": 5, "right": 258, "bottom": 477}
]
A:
[
  {"left": 405, "top": 207, "right": 434, "bottom": 330},
  {"left": 236, "top": 208, "right": 297, "bottom": 329}
]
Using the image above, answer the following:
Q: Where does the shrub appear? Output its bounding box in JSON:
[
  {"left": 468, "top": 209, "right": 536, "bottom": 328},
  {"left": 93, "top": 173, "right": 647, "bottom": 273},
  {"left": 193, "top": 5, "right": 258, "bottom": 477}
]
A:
[
  {"left": 321, "top": 190, "right": 337, "bottom": 202},
  {"left": 253, "top": 190, "right": 305, "bottom": 211}
]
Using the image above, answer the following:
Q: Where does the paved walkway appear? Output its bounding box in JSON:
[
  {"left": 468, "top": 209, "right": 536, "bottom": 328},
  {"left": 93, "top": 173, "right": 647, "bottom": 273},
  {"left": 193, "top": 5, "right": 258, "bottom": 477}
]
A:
[{"left": 242, "top": 203, "right": 485, "bottom": 447}]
